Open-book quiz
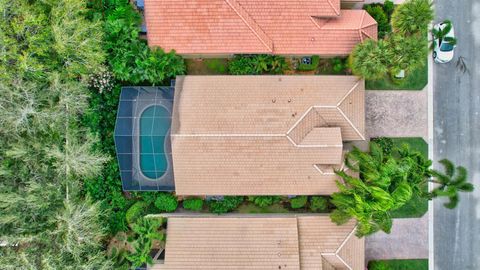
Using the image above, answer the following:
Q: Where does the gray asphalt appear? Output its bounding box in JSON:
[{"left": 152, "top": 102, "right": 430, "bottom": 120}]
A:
[{"left": 433, "top": 0, "right": 480, "bottom": 269}]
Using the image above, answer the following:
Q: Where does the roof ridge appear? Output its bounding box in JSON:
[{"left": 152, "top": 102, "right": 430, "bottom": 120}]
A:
[
  {"left": 326, "top": 0, "right": 341, "bottom": 16},
  {"left": 224, "top": 0, "right": 274, "bottom": 52},
  {"left": 310, "top": 16, "right": 329, "bottom": 30},
  {"left": 334, "top": 226, "right": 358, "bottom": 270}
]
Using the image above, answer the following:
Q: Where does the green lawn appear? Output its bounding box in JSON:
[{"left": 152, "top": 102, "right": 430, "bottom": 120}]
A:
[
  {"left": 366, "top": 58, "right": 428, "bottom": 90},
  {"left": 368, "top": 259, "right": 428, "bottom": 270},
  {"left": 391, "top": 137, "right": 428, "bottom": 158},
  {"left": 388, "top": 137, "right": 429, "bottom": 218},
  {"left": 185, "top": 58, "right": 229, "bottom": 75}
]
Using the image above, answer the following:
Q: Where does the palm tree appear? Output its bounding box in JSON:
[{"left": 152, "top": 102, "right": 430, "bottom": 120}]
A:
[
  {"left": 430, "top": 159, "right": 474, "bottom": 209},
  {"left": 349, "top": 39, "right": 391, "bottom": 80},
  {"left": 431, "top": 20, "right": 457, "bottom": 49},
  {"left": 388, "top": 34, "right": 428, "bottom": 74},
  {"left": 391, "top": 0, "right": 434, "bottom": 36}
]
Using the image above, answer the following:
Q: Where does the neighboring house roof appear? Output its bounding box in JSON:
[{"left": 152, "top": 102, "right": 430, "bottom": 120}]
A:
[
  {"left": 171, "top": 76, "right": 365, "bottom": 195},
  {"left": 150, "top": 216, "right": 364, "bottom": 270},
  {"left": 144, "top": 0, "right": 377, "bottom": 55}
]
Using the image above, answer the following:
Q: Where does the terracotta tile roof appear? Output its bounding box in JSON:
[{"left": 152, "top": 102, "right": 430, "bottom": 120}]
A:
[
  {"left": 171, "top": 76, "right": 365, "bottom": 195},
  {"left": 151, "top": 216, "right": 364, "bottom": 270},
  {"left": 144, "top": 0, "right": 377, "bottom": 55}
]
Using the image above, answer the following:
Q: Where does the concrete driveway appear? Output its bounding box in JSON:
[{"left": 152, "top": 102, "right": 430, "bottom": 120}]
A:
[
  {"left": 366, "top": 89, "right": 428, "bottom": 140},
  {"left": 366, "top": 215, "right": 429, "bottom": 262}
]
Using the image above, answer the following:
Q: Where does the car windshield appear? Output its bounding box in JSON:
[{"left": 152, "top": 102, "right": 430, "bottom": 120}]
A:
[{"left": 440, "top": 42, "right": 454, "bottom": 52}]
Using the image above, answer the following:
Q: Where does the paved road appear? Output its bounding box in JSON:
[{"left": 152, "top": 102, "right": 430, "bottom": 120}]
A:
[{"left": 433, "top": 0, "right": 480, "bottom": 269}]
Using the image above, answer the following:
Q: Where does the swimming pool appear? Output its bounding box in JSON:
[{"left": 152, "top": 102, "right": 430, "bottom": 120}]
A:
[{"left": 139, "top": 105, "right": 171, "bottom": 179}]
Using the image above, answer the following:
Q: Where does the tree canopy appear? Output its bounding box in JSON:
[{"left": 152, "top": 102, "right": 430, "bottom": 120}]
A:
[
  {"left": 331, "top": 141, "right": 474, "bottom": 237},
  {"left": 0, "top": 0, "right": 112, "bottom": 267}
]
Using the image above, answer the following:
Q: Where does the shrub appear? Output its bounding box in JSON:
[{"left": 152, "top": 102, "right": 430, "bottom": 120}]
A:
[
  {"left": 104, "top": 3, "right": 185, "bottom": 84},
  {"left": 372, "top": 137, "right": 394, "bottom": 156},
  {"left": 183, "top": 198, "right": 204, "bottom": 211},
  {"left": 228, "top": 56, "right": 257, "bottom": 75},
  {"left": 289, "top": 196, "right": 308, "bottom": 209},
  {"left": 309, "top": 196, "right": 329, "bottom": 212},
  {"left": 207, "top": 196, "right": 244, "bottom": 214},
  {"left": 228, "top": 55, "right": 288, "bottom": 75},
  {"left": 330, "top": 57, "right": 347, "bottom": 74},
  {"left": 297, "top": 55, "right": 320, "bottom": 71},
  {"left": 248, "top": 196, "right": 281, "bottom": 207},
  {"left": 154, "top": 193, "right": 178, "bottom": 212},
  {"left": 126, "top": 201, "right": 149, "bottom": 224},
  {"left": 364, "top": 5, "right": 391, "bottom": 39}
]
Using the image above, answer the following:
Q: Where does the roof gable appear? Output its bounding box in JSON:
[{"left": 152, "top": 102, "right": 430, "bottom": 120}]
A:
[
  {"left": 152, "top": 216, "right": 364, "bottom": 270},
  {"left": 144, "top": 0, "right": 377, "bottom": 55},
  {"left": 171, "top": 76, "right": 365, "bottom": 196}
]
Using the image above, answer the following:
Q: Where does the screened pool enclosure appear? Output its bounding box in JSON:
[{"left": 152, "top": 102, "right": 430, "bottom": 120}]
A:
[{"left": 114, "top": 86, "right": 175, "bottom": 191}]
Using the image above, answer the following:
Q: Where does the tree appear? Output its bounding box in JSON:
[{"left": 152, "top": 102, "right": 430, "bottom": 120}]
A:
[
  {"left": 431, "top": 20, "right": 457, "bottom": 49},
  {"left": 430, "top": 159, "right": 474, "bottom": 209},
  {"left": 331, "top": 142, "right": 474, "bottom": 237},
  {"left": 391, "top": 0, "right": 434, "bottom": 36},
  {"left": 0, "top": 0, "right": 114, "bottom": 268},
  {"left": 388, "top": 34, "right": 428, "bottom": 74},
  {"left": 364, "top": 5, "right": 390, "bottom": 39},
  {"left": 126, "top": 218, "right": 164, "bottom": 268},
  {"left": 349, "top": 39, "right": 391, "bottom": 80}
]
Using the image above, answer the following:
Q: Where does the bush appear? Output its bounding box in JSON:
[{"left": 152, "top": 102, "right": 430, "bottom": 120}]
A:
[
  {"left": 183, "top": 198, "right": 204, "bottom": 211},
  {"left": 228, "top": 55, "right": 288, "bottom": 75},
  {"left": 247, "top": 196, "right": 281, "bottom": 207},
  {"left": 289, "top": 196, "right": 308, "bottom": 209},
  {"left": 309, "top": 196, "right": 329, "bottom": 212},
  {"left": 104, "top": 3, "right": 185, "bottom": 84},
  {"left": 372, "top": 137, "right": 394, "bottom": 156},
  {"left": 154, "top": 193, "right": 178, "bottom": 212},
  {"left": 297, "top": 55, "right": 320, "bottom": 71},
  {"left": 330, "top": 57, "right": 347, "bottom": 74},
  {"left": 126, "top": 201, "right": 149, "bottom": 224},
  {"left": 207, "top": 196, "right": 244, "bottom": 214},
  {"left": 364, "top": 5, "right": 391, "bottom": 39}
]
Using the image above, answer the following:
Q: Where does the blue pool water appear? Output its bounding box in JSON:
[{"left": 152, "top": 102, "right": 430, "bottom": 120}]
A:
[{"left": 139, "top": 105, "right": 171, "bottom": 179}]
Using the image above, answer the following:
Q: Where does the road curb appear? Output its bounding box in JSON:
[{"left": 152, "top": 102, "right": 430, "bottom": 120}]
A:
[{"left": 427, "top": 22, "right": 435, "bottom": 270}]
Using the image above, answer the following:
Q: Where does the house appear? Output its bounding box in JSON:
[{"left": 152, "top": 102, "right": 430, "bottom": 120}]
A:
[
  {"left": 143, "top": 0, "right": 377, "bottom": 57},
  {"left": 171, "top": 75, "right": 365, "bottom": 195},
  {"left": 151, "top": 215, "right": 364, "bottom": 270}
]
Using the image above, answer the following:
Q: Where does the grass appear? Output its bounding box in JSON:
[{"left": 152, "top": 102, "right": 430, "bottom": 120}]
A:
[
  {"left": 368, "top": 259, "right": 428, "bottom": 270},
  {"left": 391, "top": 137, "right": 428, "bottom": 158},
  {"left": 185, "top": 58, "right": 229, "bottom": 75},
  {"left": 388, "top": 137, "right": 429, "bottom": 218},
  {"left": 366, "top": 58, "right": 428, "bottom": 90}
]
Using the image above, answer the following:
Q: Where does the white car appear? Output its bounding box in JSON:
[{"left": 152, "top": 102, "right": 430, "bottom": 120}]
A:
[{"left": 432, "top": 21, "right": 456, "bottom": 63}]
